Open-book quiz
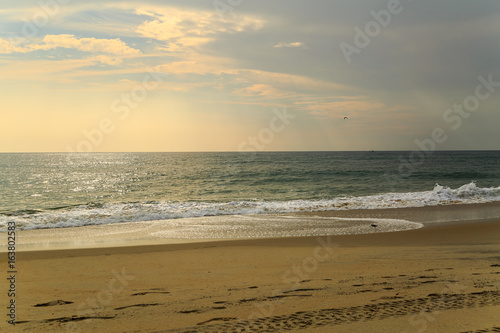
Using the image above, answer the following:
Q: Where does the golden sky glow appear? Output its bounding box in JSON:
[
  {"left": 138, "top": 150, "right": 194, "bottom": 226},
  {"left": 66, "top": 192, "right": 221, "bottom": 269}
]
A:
[{"left": 1, "top": 1, "right": 499, "bottom": 152}]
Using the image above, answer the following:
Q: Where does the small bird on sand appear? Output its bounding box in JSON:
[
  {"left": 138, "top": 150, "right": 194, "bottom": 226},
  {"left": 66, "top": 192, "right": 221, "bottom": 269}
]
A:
[
  {"left": 370, "top": 224, "right": 378, "bottom": 228},
  {"left": 344, "top": 117, "right": 348, "bottom": 119}
]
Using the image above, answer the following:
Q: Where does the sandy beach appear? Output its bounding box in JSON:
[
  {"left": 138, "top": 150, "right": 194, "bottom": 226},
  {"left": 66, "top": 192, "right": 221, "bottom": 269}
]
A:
[
  {"left": 2, "top": 0, "right": 500, "bottom": 330},
  {"left": 5, "top": 207, "right": 500, "bottom": 333}
]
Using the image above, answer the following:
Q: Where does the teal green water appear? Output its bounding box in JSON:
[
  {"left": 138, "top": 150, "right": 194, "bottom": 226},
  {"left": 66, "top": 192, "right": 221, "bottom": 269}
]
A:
[{"left": 1, "top": 151, "right": 499, "bottom": 231}]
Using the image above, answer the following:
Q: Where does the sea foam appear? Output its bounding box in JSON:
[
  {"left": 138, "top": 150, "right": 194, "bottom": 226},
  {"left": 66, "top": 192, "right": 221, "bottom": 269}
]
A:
[{"left": 1, "top": 182, "right": 499, "bottom": 232}]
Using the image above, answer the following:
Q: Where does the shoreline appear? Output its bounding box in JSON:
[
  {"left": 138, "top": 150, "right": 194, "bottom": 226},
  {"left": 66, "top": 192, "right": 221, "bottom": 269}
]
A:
[
  {"left": 4, "top": 201, "right": 500, "bottom": 253},
  {"left": 17, "top": 218, "right": 500, "bottom": 260}
]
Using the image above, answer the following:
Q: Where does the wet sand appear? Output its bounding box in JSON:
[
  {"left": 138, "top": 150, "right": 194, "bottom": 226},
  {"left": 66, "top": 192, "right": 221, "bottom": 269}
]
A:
[{"left": 5, "top": 207, "right": 500, "bottom": 332}]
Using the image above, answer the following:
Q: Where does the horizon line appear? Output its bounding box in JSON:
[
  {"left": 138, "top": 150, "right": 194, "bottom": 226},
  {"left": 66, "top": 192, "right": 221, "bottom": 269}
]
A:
[{"left": 1, "top": 149, "right": 499, "bottom": 154}]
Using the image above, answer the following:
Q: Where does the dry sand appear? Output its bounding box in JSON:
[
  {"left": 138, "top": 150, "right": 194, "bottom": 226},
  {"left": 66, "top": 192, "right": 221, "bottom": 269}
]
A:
[{"left": 4, "top": 208, "right": 500, "bottom": 332}]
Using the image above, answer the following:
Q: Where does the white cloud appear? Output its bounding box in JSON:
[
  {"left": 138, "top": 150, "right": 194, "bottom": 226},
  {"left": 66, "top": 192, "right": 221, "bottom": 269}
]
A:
[
  {"left": 0, "top": 38, "right": 26, "bottom": 54},
  {"left": 0, "top": 4, "right": 347, "bottom": 99},
  {"left": 0, "top": 34, "right": 141, "bottom": 65},
  {"left": 135, "top": 6, "right": 264, "bottom": 51},
  {"left": 32, "top": 34, "right": 141, "bottom": 56},
  {"left": 94, "top": 55, "right": 124, "bottom": 66},
  {"left": 273, "top": 41, "right": 307, "bottom": 49}
]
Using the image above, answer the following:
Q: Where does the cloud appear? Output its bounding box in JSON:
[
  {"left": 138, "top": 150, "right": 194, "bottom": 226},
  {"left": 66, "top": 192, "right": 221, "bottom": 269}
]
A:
[
  {"left": 235, "top": 70, "right": 351, "bottom": 93},
  {"left": 234, "top": 84, "right": 294, "bottom": 99},
  {"left": 0, "top": 58, "right": 98, "bottom": 82},
  {"left": 305, "top": 98, "right": 386, "bottom": 118},
  {"left": 273, "top": 42, "right": 307, "bottom": 49},
  {"left": 33, "top": 34, "right": 141, "bottom": 55},
  {"left": 0, "top": 34, "right": 141, "bottom": 65},
  {"left": 94, "top": 55, "right": 124, "bottom": 66},
  {"left": 0, "top": 38, "right": 26, "bottom": 54},
  {"left": 299, "top": 96, "right": 416, "bottom": 131},
  {"left": 135, "top": 6, "right": 264, "bottom": 51},
  {"left": 157, "top": 60, "right": 222, "bottom": 75}
]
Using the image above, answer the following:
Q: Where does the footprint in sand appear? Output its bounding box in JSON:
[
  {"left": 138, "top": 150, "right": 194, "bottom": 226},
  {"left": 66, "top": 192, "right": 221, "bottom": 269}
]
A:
[
  {"left": 114, "top": 303, "right": 160, "bottom": 310},
  {"left": 33, "top": 300, "right": 73, "bottom": 307},
  {"left": 131, "top": 291, "right": 170, "bottom": 296},
  {"left": 164, "top": 291, "right": 500, "bottom": 333}
]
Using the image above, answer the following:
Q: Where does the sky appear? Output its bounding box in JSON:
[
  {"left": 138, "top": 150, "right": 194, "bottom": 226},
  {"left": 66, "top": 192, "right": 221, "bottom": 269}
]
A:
[{"left": 1, "top": 0, "right": 499, "bottom": 152}]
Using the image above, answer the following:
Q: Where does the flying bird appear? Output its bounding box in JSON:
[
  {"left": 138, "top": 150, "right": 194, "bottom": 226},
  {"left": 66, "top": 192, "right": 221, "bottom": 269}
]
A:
[{"left": 344, "top": 117, "right": 348, "bottom": 120}]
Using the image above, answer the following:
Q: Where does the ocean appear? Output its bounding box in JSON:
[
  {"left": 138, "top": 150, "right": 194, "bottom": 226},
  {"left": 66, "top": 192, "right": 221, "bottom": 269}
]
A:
[{"left": 1, "top": 151, "right": 500, "bottom": 238}]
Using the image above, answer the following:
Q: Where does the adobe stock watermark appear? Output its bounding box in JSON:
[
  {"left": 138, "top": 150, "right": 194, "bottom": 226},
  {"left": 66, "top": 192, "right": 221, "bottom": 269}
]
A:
[
  {"left": 340, "top": 0, "right": 410, "bottom": 64},
  {"left": 66, "top": 67, "right": 168, "bottom": 153},
  {"left": 211, "top": 106, "right": 295, "bottom": 198},
  {"left": 237, "top": 107, "right": 295, "bottom": 152},
  {"left": 210, "top": 106, "right": 295, "bottom": 198},
  {"left": 245, "top": 236, "right": 338, "bottom": 322},
  {"left": 8, "top": 0, "right": 70, "bottom": 46},
  {"left": 213, "top": 0, "right": 244, "bottom": 19},
  {"left": 64, "top": 267, "right": 135, "bottom": 333},
  {"left": 385, "top": 73, "right": 500, "bottom": 188}
]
